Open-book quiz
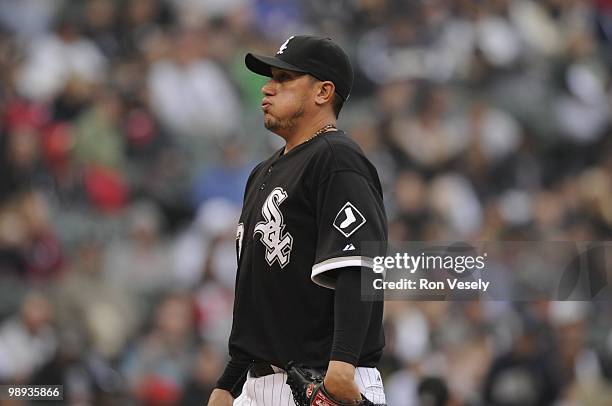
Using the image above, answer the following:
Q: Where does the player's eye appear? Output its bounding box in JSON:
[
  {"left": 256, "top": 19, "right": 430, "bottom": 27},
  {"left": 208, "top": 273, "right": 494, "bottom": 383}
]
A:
[
  {"left": 272, "top": 70, "right": 301, "bottom": 83},
  {"left": 275, "top": 73, "right": 289, "bottom": 82}
]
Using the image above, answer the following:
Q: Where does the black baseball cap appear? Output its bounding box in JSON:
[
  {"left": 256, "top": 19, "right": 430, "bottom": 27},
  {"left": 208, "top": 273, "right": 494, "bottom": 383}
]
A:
[{"left": 245, "top": 35, "right": 354, "bottom": 101}]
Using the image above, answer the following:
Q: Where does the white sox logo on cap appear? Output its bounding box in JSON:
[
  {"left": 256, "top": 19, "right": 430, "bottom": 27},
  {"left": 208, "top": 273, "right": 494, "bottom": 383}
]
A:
[
  {"left": 276, "top": 36, "right": 294, "bottom": 55},
  {"left": 254, "top": 187, "right": 293, "bottom": 268}
]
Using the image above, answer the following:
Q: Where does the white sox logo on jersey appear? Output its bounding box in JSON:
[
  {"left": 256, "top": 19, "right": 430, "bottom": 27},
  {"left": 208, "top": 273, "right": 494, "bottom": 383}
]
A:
[
  {"left": 333, "top": 202, "right": 366, "bottom": 238},
  {"left": 254, "top": 187, "right": 293, "bottom": 268},
  {"left": 236, "top": 223, "right": 244, "bottom": 260}
]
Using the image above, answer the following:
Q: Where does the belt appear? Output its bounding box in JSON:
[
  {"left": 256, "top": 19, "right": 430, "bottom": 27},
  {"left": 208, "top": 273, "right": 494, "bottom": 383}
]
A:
[
  {"left": 250, "top": 363, "right": 327, "bottom": 378},
  {"left": 250, "top": 362, "right": 285, "bottom": 378}
]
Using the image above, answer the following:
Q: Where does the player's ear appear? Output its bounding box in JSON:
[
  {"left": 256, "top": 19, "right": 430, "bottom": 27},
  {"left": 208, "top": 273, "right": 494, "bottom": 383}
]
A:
[{"left": 314, "top": 81, "right": 335, "bottom": 107}]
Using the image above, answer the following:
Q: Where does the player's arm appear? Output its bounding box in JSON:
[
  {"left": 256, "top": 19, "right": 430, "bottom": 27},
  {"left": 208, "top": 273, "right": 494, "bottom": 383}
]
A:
[
  {"left": 325, "top": 361, "right": 361, "bottom": 402},
  {"left": 212, "top": 355, "right": 250, "bottom": 399},
  {"left": 324, "top": 266, "right": 374, "bottom": 402},
  {"left": 207, "top": 388, "right": 234, "bottom": 406},
  {"left": 309, "top": 143, "right": 387, "bottom": 402}
]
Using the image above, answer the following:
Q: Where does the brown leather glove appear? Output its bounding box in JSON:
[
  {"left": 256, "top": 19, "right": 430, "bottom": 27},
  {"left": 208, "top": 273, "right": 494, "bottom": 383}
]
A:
[{"left": 285, "top": 362, "right": 384, "bottom": 406}]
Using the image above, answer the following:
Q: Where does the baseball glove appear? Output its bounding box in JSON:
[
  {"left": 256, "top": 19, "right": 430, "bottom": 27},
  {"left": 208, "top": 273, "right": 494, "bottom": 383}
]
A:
[{"left": 285, "top": 362, "right": 384, "bottom": 406}]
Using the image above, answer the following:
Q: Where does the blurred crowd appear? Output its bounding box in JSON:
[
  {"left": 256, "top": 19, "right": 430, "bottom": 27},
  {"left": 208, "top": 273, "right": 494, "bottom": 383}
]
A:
[{"left": 0, "top": 0, "right": 611, "bottom": 405}]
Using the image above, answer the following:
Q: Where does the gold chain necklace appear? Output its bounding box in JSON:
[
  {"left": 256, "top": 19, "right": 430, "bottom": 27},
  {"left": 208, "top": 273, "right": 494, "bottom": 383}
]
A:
[{"left": 305, "top": 123, "right": 337, "bottom": 143}]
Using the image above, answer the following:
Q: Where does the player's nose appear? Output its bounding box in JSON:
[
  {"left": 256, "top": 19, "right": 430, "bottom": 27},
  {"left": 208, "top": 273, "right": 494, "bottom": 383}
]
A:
[{"left": 261, "top": 79, "right": 275, "bottom": 96}]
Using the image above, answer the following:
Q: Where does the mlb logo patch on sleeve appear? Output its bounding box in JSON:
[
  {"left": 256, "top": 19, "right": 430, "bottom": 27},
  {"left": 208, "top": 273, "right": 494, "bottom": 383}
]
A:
[{"left": 333, "top": 202, "right": 366, "bottom": 238}]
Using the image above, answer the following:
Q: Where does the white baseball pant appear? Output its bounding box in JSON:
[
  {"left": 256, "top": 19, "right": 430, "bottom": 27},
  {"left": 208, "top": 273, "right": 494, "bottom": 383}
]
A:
[{"left": 233, "top": 367, "right": 386, "bottom": 405}]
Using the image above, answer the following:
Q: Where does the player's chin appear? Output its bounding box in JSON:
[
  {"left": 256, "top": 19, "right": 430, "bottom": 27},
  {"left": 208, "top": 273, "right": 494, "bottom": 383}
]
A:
[{"left": 263, "top": 115, "right": 279, "bottom": 130}]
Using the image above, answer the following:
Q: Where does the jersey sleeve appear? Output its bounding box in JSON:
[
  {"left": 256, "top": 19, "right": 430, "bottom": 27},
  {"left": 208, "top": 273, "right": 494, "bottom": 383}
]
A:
[{"left": 311, "top": 169, "right": 387, "bottom": 289}]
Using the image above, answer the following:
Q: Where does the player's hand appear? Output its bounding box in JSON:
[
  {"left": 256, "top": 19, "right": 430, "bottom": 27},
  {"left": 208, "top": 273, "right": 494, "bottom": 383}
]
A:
[
  {"left": 323, "top": 360, "right": 362, "bottom": 403},
  {"left": 207, "top": 388, "right": 234, "bottom": 406}
]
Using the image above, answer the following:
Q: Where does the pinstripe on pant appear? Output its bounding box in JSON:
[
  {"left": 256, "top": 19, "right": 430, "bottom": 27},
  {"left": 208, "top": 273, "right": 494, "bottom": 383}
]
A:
[{"left": 233, "top": 367, "right": 386, "bottom": 405}]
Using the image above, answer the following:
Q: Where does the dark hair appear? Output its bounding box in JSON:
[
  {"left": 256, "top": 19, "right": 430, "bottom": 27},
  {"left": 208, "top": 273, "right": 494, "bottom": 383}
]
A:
[{"left": 332, "top": 93, "right": 344, "bottom": 118}]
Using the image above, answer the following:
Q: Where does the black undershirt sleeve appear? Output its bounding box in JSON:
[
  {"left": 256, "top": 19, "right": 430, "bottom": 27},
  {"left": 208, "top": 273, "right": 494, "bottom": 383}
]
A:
[
  {"left": 330, "top": 266, "right": 373, "bottom": 366},
  {"left": 216, "top": 357, "right": 251, "bottom": 397}
]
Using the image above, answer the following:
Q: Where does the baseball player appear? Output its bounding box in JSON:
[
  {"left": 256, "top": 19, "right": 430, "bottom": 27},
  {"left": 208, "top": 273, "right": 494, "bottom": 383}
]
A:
[{"left": 207, "top": 35, "right": 387, "bottom": 406}]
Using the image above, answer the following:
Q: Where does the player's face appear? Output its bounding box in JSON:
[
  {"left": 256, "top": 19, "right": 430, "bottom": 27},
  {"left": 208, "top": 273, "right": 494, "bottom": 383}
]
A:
[{"left": 261, "top": 67, "right": 314, "bottom": 132}]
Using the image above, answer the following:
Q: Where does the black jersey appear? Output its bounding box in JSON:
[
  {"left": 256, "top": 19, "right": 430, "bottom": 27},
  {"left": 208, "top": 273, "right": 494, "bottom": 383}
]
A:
[{"left": 228, "top": 130, "right": 387, "bottom": 369}]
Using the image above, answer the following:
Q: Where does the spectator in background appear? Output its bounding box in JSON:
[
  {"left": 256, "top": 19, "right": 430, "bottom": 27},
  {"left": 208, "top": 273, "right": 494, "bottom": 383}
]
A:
[
  {"left": 181, "top": 343, "right": 225, "bottom": 406},
  {"left": 349, "top": 117, "right": 396, "bottom": 207},
  {"left": 0, "top": 195, "right": 29, "bottom": 281},
  {"left": 429, "top": 173, "right": 483, "bottom": 238},
  {"left": 32, "top": 328, "right": 125, "bottom": 405},
  {"left": 392, "top": 170, "right": 432, "bottom": 240},
  {"left": 194, "top": 278, "right": 234, "bottom": 350},
  {"left": 0, "top": 0, "right": 62, "bottom": 38},
  {"left": 190, "top": 203, "right": 238, "bottom": 347},
  {"left": 435, "top": 301, "right": 493, "bottom": 403},
  {"left": 251, "top": 0, "right": 306, "bottom": 40},
  {"left": 384, "top": 305, "right": 430, "bottom": 405},
  {"left": 389, "top": 85, "right": 467, "bottom": 172},
  {"left": 19, "top": 190, "right": 64, "bottom": 281},
  {"left": 0, "top": 100, "right": 49, "bottom": 201},
  {"left": 0, "top": 291, "right": 56, "bottom": 383},
  {"left": 73, "top": 88, "right": 129, "bottom": 213},
  {"left": 451, "top": 100, "right": 523, "bottom": 194},
  {"left": 117, "top": 0, "right": 174, "bottom": 59},
  {"left": 73, "top": 88, "right": 125, "bottom": 170},
  {"left": 0, "top": 190, "right": 63, "bottom": 287},
  {"left": 417, "top": 377, "right": 449, "bottom": 406},
  {"left": 173, "top": 198, "right": 239, "bottom": 288},
  {"left": 549, "top": 302, "right": 595, "bottom": 401},
  {"left": 0, "top": 114, "right": 45, "bottom": 308},
  {"left": 483, "top": 311, "right": 558, "bottom": 405},
  {"left": 54, "top": 238, "right": 139, "bottom": 360},
  {"left": 167, "top": 0, "right": 248, "bottom": 26},
  {"left": 191, "top": 140, "right": 253, "bottom": 207},
  {"left": 104, "top": 200, "right": 174, "bottom": 303},
  {"left": 122, "top": 292, "right": 197, "bottom": 404},
  {"left": 82, "top": 0, "right": 121, "bottom": 60},
  {"left": 147, "top": 28, "right": 241, "bottom": 140},
  {"left": 50, "top": 76, "right": 95, "bottom": 122},
  {"left": 16, "top": 12, "right": 107, "bottom": 102}
]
